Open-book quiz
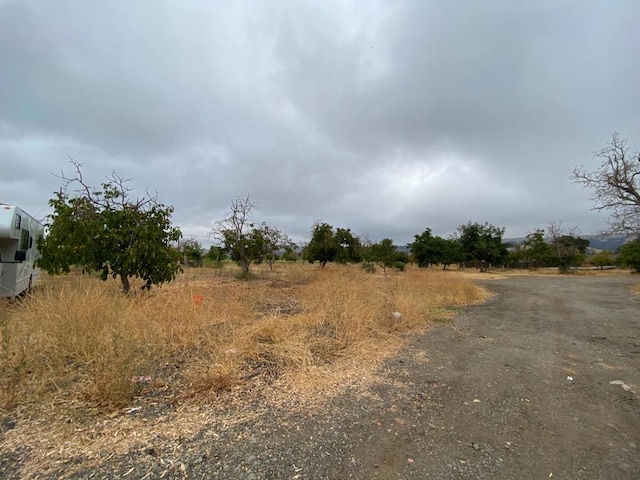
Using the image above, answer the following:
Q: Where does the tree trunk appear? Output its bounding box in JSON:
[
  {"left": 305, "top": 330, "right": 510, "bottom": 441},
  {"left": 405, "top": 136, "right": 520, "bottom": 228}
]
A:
[
  {"left": 120, "top": 272, "right": 131, "bottom": 293},
  {"left": 241, "top": 260, "right": 251, "bottom": 276}
]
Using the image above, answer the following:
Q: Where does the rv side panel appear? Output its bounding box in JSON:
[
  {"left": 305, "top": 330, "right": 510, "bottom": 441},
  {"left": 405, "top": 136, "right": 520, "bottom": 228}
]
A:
[{"left": 0, "top": 205, "right": 44, "bottom": 297}]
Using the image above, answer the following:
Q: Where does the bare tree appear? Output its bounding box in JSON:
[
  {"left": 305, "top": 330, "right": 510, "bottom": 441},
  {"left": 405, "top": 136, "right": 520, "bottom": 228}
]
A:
[
  {"left": 546, "top": 221, "right": 588, "bottom": 273},
  {"left": 211, "top": 196, "right": 257, "bottom": 276},
  {"left": 572, "top": 133, "right": 640, "bottom": 236},
  {"left": 210, "top": 197, "right": 293, "bottom": 276}
]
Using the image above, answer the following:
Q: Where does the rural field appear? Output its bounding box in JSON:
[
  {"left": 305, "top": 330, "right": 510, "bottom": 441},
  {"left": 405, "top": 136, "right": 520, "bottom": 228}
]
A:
[
  {"left": 1, "top": 263, "right": 487, "bottom": 478},
  {"left": 1, "top": 265, "right": 639, "bottom": 479}
]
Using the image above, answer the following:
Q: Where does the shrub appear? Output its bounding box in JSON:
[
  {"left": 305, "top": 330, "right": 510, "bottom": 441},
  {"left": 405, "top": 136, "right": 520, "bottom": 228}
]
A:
[
  {"left": 361, "top": 261, "right": 376, "bottom": 273},
  {"left": 618, "top": 240, "right": 640, "bottom": 272}
]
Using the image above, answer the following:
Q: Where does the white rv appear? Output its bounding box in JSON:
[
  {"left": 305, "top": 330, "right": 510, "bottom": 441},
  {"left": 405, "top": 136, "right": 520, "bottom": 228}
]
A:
[{"left": 0, "top": 204, "right": 45, "bottom": 297}]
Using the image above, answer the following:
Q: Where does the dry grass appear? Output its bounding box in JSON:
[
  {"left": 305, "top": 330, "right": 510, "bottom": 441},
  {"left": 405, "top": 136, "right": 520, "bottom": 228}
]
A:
[{"left": 0, "top": 263, "right": 488, "bottom": 416}]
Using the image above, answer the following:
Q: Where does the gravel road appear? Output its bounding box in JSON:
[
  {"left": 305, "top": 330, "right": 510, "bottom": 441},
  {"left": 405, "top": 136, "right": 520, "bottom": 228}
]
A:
[
  {"left": 4, "top": 274, "right": 640, "bottom": 479},
  {"left": 347, "top": 274, "right": 640, "bottom": 480}
]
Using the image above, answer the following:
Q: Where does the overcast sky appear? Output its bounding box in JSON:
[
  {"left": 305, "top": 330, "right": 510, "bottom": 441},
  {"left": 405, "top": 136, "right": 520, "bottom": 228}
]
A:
[{"left": 1, "top": 1, "right": 638, "bottom": 246}]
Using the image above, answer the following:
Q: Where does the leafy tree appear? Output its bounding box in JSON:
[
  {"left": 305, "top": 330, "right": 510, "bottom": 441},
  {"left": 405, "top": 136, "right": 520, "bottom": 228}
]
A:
[
  {"left": 434, "top": 236, "right": 464, "bottom": 270},
  {"left": 590, "top": 251, "right": 614, "bottom": 270},
  {"left": 206, "top": 246, "right": 226, "bottom": 263},
  {"left": 281, "top": 249, "right": 299, "bottom": 262},
  {"left": 39, "top": 162, "right": 182, "bottom": 293},
  {"left": 394, "top": 250, "right": 410, "bottom": 265},
  {"left": 179, "top": 239, "right": 204, "bottom": 267},
  {"left": 334, "top": 228, "right": 363, "bottom": 264},
  {"left": 409, "top": 228, "right": 439, "bottom": 268},
  {"left": 393, "top": 261, "right": 406, "bottom": 271},
  {"left": 258, "top": 223, "right": 295, "bottom": 270},
  {"left": 410, "top": 229, "right": 463, "bottom": 269},
  {"left": 457, "top": 222, "right": 508, "bottom": 272},
  {"left": 572, "top": 133, "right": 640, "bottom": 236},
  {"left": 212, "top": 196, "right": 259, "bottom": 276},
  {"left": 506, "top": 247, "right": 525, "bottom": 269},
  {"left": 618, "top": 240, "right": 640, "bottom": 272},
  {"left": 304, "top": 222, "right": 337, "bottom": 267},
  {"left": 520, "top": 229, "right": 553, "bottom": 269},
  {"left": 364, "top": 238, "right": 397, "bottom": 276},
  {"left": 211, "top": 197, "right": 289, "bottom": 277},
  {"left": 546, "top": 221, "right": 589, "bottom": 273}
]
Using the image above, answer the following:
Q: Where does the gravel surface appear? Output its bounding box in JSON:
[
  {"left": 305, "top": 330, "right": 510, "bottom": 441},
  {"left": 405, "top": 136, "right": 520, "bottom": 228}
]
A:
[{"left": 2, "top": 274, "right": 640, "bottom": 479}]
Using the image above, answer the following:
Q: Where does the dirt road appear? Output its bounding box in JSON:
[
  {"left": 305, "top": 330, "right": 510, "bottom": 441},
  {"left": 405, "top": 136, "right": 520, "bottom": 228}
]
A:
[
  {"left": 343, "top": 274, "right": 640, "bottom": 479},
  {"left": 4, "top": 274, "right": 640, "bottom": 479}
]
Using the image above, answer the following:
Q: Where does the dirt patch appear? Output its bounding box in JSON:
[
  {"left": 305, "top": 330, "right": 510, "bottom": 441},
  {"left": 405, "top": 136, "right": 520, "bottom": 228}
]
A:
[{"left": 348, "top": 274, "right": 640, "bottom": 479}]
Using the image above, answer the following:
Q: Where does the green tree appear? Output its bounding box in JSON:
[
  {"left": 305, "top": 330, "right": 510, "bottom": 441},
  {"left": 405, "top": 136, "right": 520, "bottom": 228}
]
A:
[
  {"left": 364, "top": 238, "right": 397, "bottom": 276},
  {"left": 206, "top": 246, "right": 226, "bottom": 264},
  {"left": 410, "top": 230, "right": 463, "bottom": 269},
  {"left": 590, "top": 251, "right": 614, "bottom": 270},
  {"left": 457, "top": 222, "right": 508, "bottom": 272},
  {"left": 520, "top": 229, "right": 553, "bottom": 269},
  {"left": 258, "top": 223, "right": 295, "bottom": 270},
  {"left": 212, "top": 197, "right": 288, "bottom": 277},
  {"left": 39, "top": 162, "right": 182, "bottom": 293},
  {"left": 212, "top": 196, "right": 258, "bottom": 276},
  {"left": 547, "top": 221, "right": 589, "bottom": 273},
  {"left": 409, "top": 228, "right": 439, "bottom": 268},
  {"left": 220, "top": 225, "right": 266, "bottom": 276},
  {"left": 334, "top": 227, "right": 363, "bottom": 264},
  {"left": 433, "top": 236, "right": 464, "bottom": 270},
  {"left": 618, "top": 240, "right": 640, "bottom": 272},
  {"left": 393, "top": 250, "right": 410, "bottom": 264},
  {"left": 179, "top": 239, "right": 204, "bottom": 267},
  {"left": 304, "top": 222, "right": 337, "bottom": 267},
  {"left": 281, "top": 248, "right": 299, "bottom": 262}
]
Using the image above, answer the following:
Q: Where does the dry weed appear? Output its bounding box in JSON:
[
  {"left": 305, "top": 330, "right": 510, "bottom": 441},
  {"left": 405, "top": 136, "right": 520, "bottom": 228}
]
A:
[{"left": 0, "top": 263, "right": 488, "bottom": 415}]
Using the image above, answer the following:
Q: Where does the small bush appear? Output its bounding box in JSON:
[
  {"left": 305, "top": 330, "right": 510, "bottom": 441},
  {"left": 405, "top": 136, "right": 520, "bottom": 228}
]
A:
[
  {"left": 393, "top": 261, "right": 406, "bottom": 272},
  {"left": 361, "top": 261, "right": 376, "bottom": 273},
  {"left": 281, "top": 251, "right": 299, "bottom": 262},
  {"left": 618, "top": 240, "right": 640, "bottom": 272}
]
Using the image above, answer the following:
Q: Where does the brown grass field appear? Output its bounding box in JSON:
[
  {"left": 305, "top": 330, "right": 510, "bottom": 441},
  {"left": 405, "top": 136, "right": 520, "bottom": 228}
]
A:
[
  {"left": 2, "top": 263, "right": 637, "bottom": 477},
  {"left": 1, "top": 263, "right": 488, "bottom": 417}
]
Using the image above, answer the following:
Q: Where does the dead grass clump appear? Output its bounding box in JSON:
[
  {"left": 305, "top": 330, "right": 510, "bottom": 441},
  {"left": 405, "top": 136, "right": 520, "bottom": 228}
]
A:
[
  {"left": 1, "top": 276, "right": 149, "bottom": 408},
  {"left": 183, "top": 362, "right": 237, "bottom": 397},
  {"left": 0, "top": 263, "right": 487, "bottom": 415}
]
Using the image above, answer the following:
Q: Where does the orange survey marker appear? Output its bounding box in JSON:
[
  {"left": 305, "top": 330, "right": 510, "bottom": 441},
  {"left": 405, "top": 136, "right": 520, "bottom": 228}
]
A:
[{"left": 192, "top": 294, "right": 204, "bottom": 306}]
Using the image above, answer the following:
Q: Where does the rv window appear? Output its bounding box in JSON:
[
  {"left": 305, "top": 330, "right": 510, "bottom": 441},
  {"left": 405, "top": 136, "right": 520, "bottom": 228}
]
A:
[
  {"left": 20, "top": 229, "right": 30, "bottom": 250},
  {"left": 29, "top": 236, "right": 33, "bottom": 249},
  {"left": 15, "top": 214, "right": 21, "bottom": 229}
]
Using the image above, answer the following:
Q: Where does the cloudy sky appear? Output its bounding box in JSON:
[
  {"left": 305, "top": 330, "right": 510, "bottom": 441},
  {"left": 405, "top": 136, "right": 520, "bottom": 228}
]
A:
[{"left": 1, "top": 1, "right": 638, "bottom": 246}]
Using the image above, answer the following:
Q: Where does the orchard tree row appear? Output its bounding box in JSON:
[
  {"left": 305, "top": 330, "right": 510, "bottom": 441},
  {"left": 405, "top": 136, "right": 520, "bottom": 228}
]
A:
[
  {"left": 183, "top": 216, "right": 639, "bottom": 276},
  {"left": 39, "top": 133, "right": 640, "bottom": 292},
  {"left": 301, "top": 220, "right": 619, "bottom": 274}
]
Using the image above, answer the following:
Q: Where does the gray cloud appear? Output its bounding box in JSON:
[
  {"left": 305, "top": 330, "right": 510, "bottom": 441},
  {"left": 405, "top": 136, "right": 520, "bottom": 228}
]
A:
[{"left": 1, "top": 0, "right": 638, "bottom": 246}]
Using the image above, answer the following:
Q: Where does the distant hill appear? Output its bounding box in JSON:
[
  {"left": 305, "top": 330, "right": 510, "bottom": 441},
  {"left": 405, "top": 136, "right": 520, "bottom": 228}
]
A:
[
  {"left": 505, "top": 234, "right": 630, "bottom": 252},
  {"left": 583, "top": 235, "right": 629, "bottom": 252}
]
